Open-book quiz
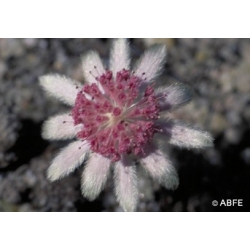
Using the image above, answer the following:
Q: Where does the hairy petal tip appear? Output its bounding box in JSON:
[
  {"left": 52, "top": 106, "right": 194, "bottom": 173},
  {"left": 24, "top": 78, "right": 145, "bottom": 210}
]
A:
[
  {"left": 114, "top": 156, "right": 138, "bottom": 212},
  {"left": 160, "top": 121, "right": 214, "bottom": 149}
]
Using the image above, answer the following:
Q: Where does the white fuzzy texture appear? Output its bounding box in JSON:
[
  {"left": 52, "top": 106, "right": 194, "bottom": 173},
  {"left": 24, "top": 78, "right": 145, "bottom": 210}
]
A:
[
  {"left": 81, "top": 153, "right": 111, "bottom": 201},
  {"left": 81, "top": 50, "right": 105, "bottom": 93},
  {"left": 42, "top": 113, "right": 83, "bottom": 140},
  {"left": 156, "top": 83, "right": 192, "bottom": 111},
  {"left": 109, "top": 39, "right": 130, "bottom": 76},
  {"left": 39, "top": 74, "right": 80, "bottom": 106},
  {"left": 134, "top": 44, "right": 167, "bottom": 83},
  {"left": 161, "top": 122, "right": 214, "bottom": 149},
  {"left": 114, "top": 157, "right": 138, "bottom": 212},
  {"left": 140, "top": 149, "right": 179, "bottom": 190},
  {"left": 47, "top": 141, "right": 89, "bottom": 181}
]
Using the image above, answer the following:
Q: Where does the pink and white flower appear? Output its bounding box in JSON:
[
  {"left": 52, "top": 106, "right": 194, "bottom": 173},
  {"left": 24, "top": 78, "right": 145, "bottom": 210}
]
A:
[{"left": 40, "top": 39, "right": 213, "bottom": 212}]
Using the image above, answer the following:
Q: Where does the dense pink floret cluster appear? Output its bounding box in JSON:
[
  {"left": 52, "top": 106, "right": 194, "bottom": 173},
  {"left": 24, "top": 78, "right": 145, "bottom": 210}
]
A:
[{"left": 72, "top": 69, "right": 160, "bottom": 161}]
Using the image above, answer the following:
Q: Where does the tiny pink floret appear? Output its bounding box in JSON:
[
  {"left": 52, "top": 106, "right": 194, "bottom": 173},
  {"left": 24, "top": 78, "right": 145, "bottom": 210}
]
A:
[{"left": 72, "top": 69, "right": 160, "bottom": 161}]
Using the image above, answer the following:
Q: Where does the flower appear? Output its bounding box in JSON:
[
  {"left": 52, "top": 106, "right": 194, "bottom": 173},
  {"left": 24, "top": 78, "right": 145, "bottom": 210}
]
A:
[{"left": 40, "top": 39, "right": 213, "bottom": 212}]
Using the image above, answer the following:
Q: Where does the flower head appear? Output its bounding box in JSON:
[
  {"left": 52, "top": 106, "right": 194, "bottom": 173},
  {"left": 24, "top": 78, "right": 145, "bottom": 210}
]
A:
[{"left": 40, "top": 39, "right": 213, "bottom": 212}]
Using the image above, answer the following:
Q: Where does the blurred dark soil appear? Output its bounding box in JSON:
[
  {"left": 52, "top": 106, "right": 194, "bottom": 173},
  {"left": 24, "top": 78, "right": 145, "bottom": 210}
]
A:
[{"left": 0, "top": 38, "right": 249, "bottom": 212}]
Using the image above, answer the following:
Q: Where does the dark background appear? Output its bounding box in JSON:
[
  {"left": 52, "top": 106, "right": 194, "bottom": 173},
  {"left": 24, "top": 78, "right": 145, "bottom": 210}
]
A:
[{"left": 0, "top": 38, "right": 249, "bottom": 212}]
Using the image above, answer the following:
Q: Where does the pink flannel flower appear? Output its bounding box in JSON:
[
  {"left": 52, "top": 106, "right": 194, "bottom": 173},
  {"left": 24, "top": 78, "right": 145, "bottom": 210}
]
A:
[{"left": 40, "top": 39, "right": 213, "bottom": 212}]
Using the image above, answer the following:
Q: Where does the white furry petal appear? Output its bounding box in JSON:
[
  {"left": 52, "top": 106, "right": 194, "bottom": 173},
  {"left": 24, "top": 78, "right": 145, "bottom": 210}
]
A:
[
  {"left": 42, "top": 113, "right": 83, "bottom": 140},
  {"left": 134, "top": 44, "right": 167, "bottom": 83},
  {"left": 110, "top": 39, "right": 130, "bottom": 76},
  {"left": 140, "top": 148, "right": 179, "bottom": 190},
  {"left": 47, "top": 141, "right": 89, "bottom": 181},
  {"left": 81, "top": 153, "right": 111, "bottom": 201},
  {"left": 39, "top": 74, "right": 80, "bottom": 106},
  {"left": 114, "top": 156, "right": 138, "bottom": 212},
  {"left": 156, "top": 83, "right": 192, "bottom": 111},
  {"left": 81, "top": 50, "right": 105, "bottom": 83},
  {"left": 160, "top": 121, "right": 214, "bottom": 149}
]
